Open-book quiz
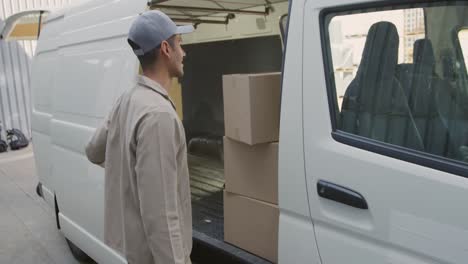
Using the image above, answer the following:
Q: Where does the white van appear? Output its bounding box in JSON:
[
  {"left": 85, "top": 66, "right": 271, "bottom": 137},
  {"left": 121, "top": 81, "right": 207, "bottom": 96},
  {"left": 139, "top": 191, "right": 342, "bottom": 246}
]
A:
[{"left": 3, "top": 0, "right": 468, "bottom": 263}]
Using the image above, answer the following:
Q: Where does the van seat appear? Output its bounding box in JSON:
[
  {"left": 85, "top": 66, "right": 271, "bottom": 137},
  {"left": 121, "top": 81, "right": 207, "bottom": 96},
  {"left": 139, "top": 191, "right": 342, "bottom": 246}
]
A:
[{"left": 341, "top": 22, "right": 424, "bottom": 150}]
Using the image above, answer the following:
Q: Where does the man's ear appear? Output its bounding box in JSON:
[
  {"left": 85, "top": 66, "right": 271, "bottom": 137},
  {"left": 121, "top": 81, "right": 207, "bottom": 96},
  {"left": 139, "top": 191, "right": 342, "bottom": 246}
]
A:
[{"left": 160, "top": 41, "right": 171, "bottom": 57}]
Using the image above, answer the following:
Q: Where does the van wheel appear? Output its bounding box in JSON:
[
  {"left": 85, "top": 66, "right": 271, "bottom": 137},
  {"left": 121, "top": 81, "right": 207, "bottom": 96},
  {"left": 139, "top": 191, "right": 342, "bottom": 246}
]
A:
[{"left": 66, "top": 238, "right": 93, "bottom": 262}]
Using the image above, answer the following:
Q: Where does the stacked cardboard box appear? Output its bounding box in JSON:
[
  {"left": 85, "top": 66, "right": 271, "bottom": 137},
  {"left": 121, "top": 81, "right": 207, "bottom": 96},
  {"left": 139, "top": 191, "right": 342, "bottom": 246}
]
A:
[{"left": 222, "top": 72, "right": 281, "bottom": 263}]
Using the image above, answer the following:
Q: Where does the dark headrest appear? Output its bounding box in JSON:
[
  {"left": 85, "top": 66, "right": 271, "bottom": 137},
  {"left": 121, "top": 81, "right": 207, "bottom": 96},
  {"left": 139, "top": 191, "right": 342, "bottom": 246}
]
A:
[
  {"left": 358, "top": 22, "right": 399, "bottom": 79},
  {"left": 346, "top": 22, "right": 399, "bottom": 112},
  {"left": 413, "top": 39, "right": 435, "bottom": 67}
]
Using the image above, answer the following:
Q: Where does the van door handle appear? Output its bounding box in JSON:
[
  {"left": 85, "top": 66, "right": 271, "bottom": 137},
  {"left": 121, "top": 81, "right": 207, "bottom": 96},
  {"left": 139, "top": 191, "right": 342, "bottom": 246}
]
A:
[{"left": 317, "top": 180, "right": 368, "bottom": 209}]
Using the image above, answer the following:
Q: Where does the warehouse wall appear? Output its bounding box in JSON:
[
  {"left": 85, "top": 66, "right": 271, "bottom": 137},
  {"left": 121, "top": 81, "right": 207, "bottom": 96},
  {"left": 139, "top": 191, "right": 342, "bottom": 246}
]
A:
[{"left": 0, "top": 0, "right": 76, "bottom": 139}]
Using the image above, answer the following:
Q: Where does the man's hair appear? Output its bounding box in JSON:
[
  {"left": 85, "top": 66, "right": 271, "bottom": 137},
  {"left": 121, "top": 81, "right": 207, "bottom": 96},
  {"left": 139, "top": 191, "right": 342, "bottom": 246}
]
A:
[{"left": 128, "top": 36, "right": 176, "bottom": 71}]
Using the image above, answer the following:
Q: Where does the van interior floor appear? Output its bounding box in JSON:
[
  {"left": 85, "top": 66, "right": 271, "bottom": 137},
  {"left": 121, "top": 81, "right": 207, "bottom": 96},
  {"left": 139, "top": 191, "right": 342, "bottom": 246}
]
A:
[{"left": 188, "top": 154, "right": 225, "bottom": 241}]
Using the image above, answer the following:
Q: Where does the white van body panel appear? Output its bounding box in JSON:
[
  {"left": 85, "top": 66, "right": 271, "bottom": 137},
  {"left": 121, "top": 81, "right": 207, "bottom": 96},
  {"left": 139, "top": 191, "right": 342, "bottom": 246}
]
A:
[
  {"left": 59, "top": 214, "right": 127, "bottom": 264},
  {"left": 32, "top": 0, "right": 147, "bottom": 262},
  {"left": 277, "top": 0, "right": 321, "bottom": 263},
  {"left": 51, "top": 2, "right": 145, "bottom": 262},
  {"left": 31, "top": 13, "right": 65, "bottom": 210}
]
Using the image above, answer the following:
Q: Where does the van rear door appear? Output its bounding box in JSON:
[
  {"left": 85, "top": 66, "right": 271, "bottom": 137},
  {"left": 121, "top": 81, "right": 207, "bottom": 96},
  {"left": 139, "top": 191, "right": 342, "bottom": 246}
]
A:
[{"left": 1, "top": 10, "right": 49, "bottom": 40}]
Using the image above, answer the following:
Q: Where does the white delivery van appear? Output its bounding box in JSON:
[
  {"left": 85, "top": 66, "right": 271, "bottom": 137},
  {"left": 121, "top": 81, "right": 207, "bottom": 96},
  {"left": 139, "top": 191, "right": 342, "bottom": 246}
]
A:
[{"left": 2, "top": 0, "right": 468, "bottom": 263}]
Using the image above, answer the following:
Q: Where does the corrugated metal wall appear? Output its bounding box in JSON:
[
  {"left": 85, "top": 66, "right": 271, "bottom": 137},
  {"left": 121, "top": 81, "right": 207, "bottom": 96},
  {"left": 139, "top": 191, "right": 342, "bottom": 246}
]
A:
[{"left": 0, "top": 0, "right": 75, "bottom": 139}]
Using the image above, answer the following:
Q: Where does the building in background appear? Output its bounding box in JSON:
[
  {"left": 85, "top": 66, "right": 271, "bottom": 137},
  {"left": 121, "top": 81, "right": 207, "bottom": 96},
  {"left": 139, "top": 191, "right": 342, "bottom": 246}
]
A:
[
  {"left": 0, "top": 0, "right": 79, "bottom": 140},
  {"left": 403, "top": 8, "right": 425, "bottom": 63}
]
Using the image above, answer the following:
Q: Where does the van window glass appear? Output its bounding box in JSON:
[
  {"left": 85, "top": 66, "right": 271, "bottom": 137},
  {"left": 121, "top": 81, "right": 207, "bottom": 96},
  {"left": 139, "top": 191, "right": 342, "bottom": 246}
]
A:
[
  {"left": 458, "top": 29, "right": 468, "bottom": 74},
  {"left": 325, "top": 4, "right": 468, "bottom": 164}
]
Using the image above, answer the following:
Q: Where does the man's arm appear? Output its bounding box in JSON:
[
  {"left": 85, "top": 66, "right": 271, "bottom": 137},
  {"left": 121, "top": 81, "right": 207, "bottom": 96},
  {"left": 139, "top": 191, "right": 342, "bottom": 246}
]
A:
[
  {"left": 85, "top": 117, "right": 109, "bottom": 165},
  {"left": 135, "top": 111, "right": 187, "bottom": 264}
]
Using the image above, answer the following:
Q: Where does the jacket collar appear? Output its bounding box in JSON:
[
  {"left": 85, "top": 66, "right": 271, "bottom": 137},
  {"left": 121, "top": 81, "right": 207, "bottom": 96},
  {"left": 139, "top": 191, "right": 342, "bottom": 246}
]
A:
[
  {"left": 137, "top": 75, "right": 170, "bottom": 97},
  {"left": 137, "top": 75, "right": 176, "bottom": 110}
]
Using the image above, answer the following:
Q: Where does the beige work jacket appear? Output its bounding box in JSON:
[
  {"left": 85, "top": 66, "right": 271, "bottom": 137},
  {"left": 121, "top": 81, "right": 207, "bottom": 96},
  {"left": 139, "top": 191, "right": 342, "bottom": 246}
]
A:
[{"left": 85, "top": 75, "right": 192, "bottom": 264}]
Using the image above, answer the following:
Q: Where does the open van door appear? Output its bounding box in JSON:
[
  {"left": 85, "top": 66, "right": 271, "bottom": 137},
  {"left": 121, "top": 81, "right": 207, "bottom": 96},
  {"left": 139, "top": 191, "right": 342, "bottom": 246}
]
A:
[
  {"left": 0, "top": 10, "right": 49, "bottom": 40},
  {"left": 304, "top": 1, "right": 468, "bottom": 264}
]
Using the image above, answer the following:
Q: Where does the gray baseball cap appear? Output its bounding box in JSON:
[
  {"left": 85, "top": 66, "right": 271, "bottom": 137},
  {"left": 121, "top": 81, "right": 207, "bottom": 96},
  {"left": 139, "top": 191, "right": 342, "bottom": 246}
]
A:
[{"left": 128, "top": 10, "right": 194, "bottom": 56}]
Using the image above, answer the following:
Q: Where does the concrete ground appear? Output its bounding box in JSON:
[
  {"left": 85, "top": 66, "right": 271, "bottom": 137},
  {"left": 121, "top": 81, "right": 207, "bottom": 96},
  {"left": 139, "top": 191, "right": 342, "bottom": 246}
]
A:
[{"left": 0, "top": 146, "right": 95, "bottom": 264}]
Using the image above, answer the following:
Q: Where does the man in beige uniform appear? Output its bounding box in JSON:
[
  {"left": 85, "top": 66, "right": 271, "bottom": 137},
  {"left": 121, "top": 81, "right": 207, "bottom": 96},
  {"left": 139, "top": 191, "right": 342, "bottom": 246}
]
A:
[{"left": 85, "top": 10, "right": 194, "bottom": 264}]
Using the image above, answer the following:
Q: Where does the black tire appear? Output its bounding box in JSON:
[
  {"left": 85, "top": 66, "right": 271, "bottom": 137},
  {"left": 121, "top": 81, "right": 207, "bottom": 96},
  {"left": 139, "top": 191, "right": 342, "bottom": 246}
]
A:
[{"left": 65, "top": 238, "right": 93, "bottom": 262}]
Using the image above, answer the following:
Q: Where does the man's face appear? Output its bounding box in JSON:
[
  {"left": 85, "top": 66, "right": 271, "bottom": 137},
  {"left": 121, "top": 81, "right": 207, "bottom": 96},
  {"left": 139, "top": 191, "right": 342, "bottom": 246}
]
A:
[{"left": 168, "top": 35, "right": 186, "bottom": 78}]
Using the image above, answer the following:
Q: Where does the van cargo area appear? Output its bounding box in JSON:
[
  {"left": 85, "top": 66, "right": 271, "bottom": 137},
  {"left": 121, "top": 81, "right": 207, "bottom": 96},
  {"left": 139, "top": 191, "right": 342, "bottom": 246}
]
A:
[
  {"left": 189, "top": 153, "right": 224, "bottom": 240},
  {"left": 155, "top": 3, "right": 289, "bottom": 264},
  {"left": 181, "top": 35, "right": 283, "bottom": 263}
]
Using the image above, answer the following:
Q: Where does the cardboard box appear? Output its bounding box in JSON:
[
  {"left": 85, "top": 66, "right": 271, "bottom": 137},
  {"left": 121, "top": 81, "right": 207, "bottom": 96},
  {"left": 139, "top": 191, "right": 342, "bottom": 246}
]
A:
[
  {"left": 224, "top": 191, "right": 279, "bottom": 263},
  {"left": 224, "top": 137, "right": 278, "bottom": 205},
  {"left": 223, "top": 73, "right": 281, "bottom": 145}
]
